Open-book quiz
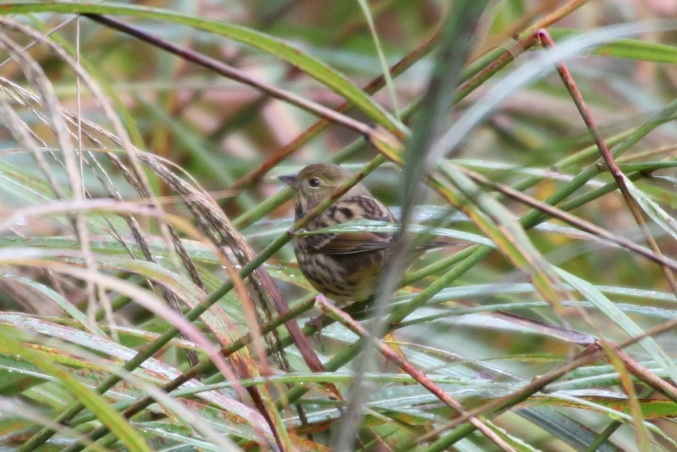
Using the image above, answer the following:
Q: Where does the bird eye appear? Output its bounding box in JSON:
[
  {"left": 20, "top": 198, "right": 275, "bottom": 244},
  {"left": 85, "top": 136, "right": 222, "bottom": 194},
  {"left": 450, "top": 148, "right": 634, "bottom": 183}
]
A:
[{"left": 308, "top": 177, "right": 321, "bottom": 188}]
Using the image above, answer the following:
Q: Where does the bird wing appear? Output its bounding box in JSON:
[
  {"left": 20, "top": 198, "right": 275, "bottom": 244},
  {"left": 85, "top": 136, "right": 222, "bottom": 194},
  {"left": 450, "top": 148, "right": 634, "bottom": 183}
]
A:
[
  {"left": 313, "top": 230, "right": 393, "bottom": 255},
  {"left": 304, "top": 195, "right": 395, "bottom": 255}
]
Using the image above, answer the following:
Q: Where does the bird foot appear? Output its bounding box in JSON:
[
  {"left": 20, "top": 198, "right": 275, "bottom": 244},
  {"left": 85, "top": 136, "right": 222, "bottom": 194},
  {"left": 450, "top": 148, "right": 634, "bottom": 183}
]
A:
[{"left": 305, "top": 295, "right": 332, "bottom": 330}]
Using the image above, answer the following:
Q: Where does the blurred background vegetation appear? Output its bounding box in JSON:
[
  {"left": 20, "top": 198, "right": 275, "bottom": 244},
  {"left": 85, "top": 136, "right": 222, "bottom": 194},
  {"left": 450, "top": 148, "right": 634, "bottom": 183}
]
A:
[{"left": 0, "top": 0, "right": 675, "bottom": 450}]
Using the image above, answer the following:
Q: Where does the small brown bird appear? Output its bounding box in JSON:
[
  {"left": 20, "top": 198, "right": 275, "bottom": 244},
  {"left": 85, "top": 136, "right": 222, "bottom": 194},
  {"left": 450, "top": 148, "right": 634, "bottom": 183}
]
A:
[{"left": 280, "top": 163, "right": 404, "bottom": 304}]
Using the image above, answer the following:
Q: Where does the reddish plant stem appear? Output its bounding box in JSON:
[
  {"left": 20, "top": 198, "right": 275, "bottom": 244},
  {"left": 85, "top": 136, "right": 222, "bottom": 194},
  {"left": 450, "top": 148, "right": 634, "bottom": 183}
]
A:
[{"left": 534, "top": 29, "right": 677, "bottom": 293}]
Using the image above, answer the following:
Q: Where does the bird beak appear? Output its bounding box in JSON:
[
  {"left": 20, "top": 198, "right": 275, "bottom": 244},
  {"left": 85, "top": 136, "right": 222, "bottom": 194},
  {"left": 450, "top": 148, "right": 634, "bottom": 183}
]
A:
[{"left": 279, "top": 174, "right": 299, "bottom": 188}]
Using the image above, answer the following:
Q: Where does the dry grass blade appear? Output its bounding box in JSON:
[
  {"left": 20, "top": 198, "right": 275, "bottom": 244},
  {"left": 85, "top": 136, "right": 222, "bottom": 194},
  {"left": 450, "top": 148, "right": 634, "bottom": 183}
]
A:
[{"left": 0, "top": 1, "right": 675, "bottom": 450}]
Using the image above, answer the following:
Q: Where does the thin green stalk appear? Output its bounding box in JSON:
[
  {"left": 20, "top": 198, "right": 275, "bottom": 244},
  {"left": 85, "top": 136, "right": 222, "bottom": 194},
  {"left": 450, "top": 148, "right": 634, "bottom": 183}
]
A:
[
  {"left": 64, "top": 295, "right": 317, "bottom": 451},
  {"left": 584, "top": 387, "right": 656, "bottom": 452},
  {"left": 233, "top": 32, "right": 531, "bottom": 230},
  {"left": 25, "top": 156, "right": 388, "bottom": 451},
  {"left": 270, "top": 100, "right": 677, "bottom": 444}
]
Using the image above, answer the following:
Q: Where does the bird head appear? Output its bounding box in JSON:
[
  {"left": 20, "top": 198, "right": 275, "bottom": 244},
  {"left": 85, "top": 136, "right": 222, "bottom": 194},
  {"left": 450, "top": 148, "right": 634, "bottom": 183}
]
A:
[{"left": 280, "top": 163, "right": 357, "bottom": 211}]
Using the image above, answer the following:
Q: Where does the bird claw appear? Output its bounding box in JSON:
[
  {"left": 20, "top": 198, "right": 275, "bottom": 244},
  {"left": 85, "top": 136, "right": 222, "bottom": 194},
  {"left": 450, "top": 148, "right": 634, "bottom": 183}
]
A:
[
  {"left": 305, "top": 314, "right": 327, "bottom": 349},
  {"left": 304, "top": 295, "right": 335, "bottom": 348},
  {"left": 305, "top": 294, "right": 329, "bottom": 328},
  {"left": 305, "top": 312, "right": 329, "bottom": 333}
]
